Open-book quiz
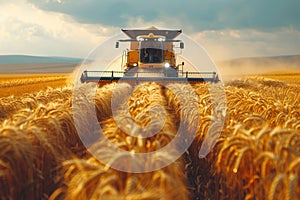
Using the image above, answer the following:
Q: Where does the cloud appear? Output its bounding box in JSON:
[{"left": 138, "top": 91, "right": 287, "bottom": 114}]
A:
[
  {"left": 0, "top": 0, "right": 118, "bottom": 58},
  {"left": 0, "top": 0, "right": 299, "bottom": 61},
  {"left": 46, "top": 0, "right": 64, "bottom": 3},
  {"left": 27, "top": 0, "right": 300, "bottom": 32},
  {"left": 191, "top": 28, "right": 300, "bottom": 61}
]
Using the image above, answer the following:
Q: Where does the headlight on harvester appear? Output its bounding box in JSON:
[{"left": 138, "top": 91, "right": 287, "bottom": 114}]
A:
[
  {"left": 133, "top": 63, "right": 138, "bottom": 67},
  {"left": 164, "top": 62, "right": 170, "bottom": 68}
]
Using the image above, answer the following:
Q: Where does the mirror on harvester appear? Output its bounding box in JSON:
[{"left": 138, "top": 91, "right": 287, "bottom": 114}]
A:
[{"left": 180, "top": 42, "right": 184, "bottom": 49}]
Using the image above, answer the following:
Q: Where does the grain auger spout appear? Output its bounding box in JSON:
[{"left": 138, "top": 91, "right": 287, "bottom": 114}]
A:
[{"left": 80, "top": 27, "right": 220, "bottom": 84}]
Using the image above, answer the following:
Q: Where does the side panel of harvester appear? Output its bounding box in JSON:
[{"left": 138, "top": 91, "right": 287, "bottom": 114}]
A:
[
  {"left": 127, "top": 50, "right": 139, "bottom": 67},
  {"left": 164, "top": 50, "right": 176, "bottom": 68}
]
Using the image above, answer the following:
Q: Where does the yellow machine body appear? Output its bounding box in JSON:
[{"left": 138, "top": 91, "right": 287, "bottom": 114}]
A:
[{"left": 126, "top": 49, "right": 176, "bottom": 69}]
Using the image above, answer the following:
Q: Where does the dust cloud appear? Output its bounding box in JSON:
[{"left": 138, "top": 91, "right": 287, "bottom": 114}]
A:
[{"left": 216, "top": 56, "right": 300, "bottom": 81}]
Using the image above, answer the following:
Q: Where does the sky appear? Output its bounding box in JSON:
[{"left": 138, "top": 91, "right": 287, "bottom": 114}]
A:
[{"left": 0, "top": 0, "right": 300, "bottom": 61}]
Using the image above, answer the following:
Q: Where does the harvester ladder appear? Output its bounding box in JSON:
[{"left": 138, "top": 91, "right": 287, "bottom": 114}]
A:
[{"left": 121, "top": 50, "right": 127, "bottom": 71}]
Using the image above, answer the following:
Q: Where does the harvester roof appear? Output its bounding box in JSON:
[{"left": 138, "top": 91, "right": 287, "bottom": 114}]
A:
[{"left": 121, "top": 26, "right": 182, "bottom": 40}]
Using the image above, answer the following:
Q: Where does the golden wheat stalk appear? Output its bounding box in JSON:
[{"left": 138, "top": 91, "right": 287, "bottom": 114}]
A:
[{"left": 268, "top": 173, "right": 285, "bottom": 200}]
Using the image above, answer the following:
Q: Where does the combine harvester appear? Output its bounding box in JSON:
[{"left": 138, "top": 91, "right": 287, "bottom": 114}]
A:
[{"left": 80, "top": 27, "right": 219, "bottom": 84}]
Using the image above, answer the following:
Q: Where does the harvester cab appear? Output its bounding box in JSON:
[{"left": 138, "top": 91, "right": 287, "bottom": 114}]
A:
[
  {"left": 80, "top": 27, "right": 219, "bottom": 84},
  {"left": 116, "top": 29, "right": 184, "bottom": 78}
]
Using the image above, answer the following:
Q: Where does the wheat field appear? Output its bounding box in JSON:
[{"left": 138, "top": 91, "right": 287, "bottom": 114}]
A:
[{"left": 0, "top": 71, "right": 299, "bottom": 199}]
